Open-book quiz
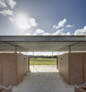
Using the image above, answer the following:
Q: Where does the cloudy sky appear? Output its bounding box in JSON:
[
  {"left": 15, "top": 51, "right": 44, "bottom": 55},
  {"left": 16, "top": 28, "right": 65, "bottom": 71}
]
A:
[{"left": 0, "top": 0, "right": 86, "bottom": 36}]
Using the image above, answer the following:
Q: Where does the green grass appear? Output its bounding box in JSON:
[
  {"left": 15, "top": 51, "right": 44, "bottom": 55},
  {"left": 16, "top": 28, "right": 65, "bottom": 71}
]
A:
[{"left": 30, "top": 58, "right": 57, "bottom": 65}]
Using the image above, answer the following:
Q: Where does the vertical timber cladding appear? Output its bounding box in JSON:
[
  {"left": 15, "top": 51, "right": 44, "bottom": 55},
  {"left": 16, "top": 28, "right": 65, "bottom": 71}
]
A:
[
  {"left": 58, "top": 53, "right": 86, "bottom": 85},
  {"left": 69, "top": 53, "right": 86, "bottom": 84},
  {"left": 58, "top": 55, "right": 62, "bottom": 75},
  {"left": 69, "top": 53, "right": 83, "bottom": 85},
  {"left": 56, "top": 56, "right": 58, "bottom": 69},
  {"left": 0, "top": 54, "right": 3, "bottom": 84},
  {"left": 60, "top": 54, "right": 69, "bottom": 83},
  {"left": 17, "top": 54, "right": 29, "bottom": 84},
  {"left": 0, "top": 53, "right": 29, "bottom": 87},
  {"left": 2, "top": 53, "right": 17, "bottom": 86},
  {"left": 57, "top": 56, "right": 60, "bottom": 71},
  {"left": 83, "top": 53, "right": 86, "bottom": 83}
]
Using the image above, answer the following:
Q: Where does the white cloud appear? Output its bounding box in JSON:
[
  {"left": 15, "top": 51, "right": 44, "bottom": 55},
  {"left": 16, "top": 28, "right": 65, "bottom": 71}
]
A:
[
  {"left": 35, "top": 29, "right": 44, "bottom": 34},
  {"left": 9, "top": 14, "right": 37, "bottom": 29},
  {"left": 29, "top": 18, "right": 37, "bottom": 27},
  {"left": 52, "top": 28, "right": 71, "bottom": 35},
  {"left": 25, "top": 29, "right": 45, "bottom": 35},
  {"left": 43, "top": 32, "right": 50, "bottom": 35},
  {"left": 25, "top": 32, "right": 31, "bottom": 35},
  {"left": 14, "top": 14, "right": 32, "bottom": 29},
  {"left": 0, "top": 9, "right": 13, "bottom": 16},
  {"left": 66, "top": 24, "right": 74, "bottom": 28},
  {"left": 65, "top": 32, "right": 71, "bottom": 35},
  {"left": 25, "top": 28, "right": 71, "bottom": 36},
  {"left": 53, "top": 18, "right": 67, "bottom": 29},
  {"left": 7, "top": 0, "right": 16, "bottom": 9},
  {"left": 0, "top": 0, "right": 7, "bottom": 8},
  {"left": 74, "top": 26, "right": 86, "bottom": 35},
  {"left": 32, "top": 33, "right": 38, "bottom": 35},
  {"left": 0, "top": 0, "right": 16, "bottom": 21},
  {"left": 53, "top": 29, "right": 64, "bottom": 35},
  {"left": 0, "top": 0, "right": 16, "bottom": 16},
  {"left": 9, "top": 17, "right": 14, "bottom": 22}
]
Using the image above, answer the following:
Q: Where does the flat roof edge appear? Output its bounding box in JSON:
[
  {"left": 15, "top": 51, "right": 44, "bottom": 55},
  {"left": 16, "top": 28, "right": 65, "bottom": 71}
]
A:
[{"left": 0, "top": 36, "right": 86, "bottom": 42}]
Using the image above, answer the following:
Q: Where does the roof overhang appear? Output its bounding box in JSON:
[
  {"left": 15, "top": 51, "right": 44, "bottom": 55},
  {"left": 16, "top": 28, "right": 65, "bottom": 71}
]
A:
[{"left": 0, "top": 36, "right": 86, "bottom": 51}]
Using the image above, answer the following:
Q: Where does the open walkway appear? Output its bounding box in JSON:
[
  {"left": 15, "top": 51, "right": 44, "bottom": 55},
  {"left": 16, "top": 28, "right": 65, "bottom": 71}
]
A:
[{"left": 13, "top": 65, "right": 74, "bottom": 92}]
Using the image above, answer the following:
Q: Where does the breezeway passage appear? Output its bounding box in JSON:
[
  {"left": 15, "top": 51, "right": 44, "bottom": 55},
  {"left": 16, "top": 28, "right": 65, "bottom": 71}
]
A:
[
  {"left": 1, "top": 36, "right": 86, "bottom": 92},
  {"left": 12, "top": 65, "right": 74, "bottom": 92}
]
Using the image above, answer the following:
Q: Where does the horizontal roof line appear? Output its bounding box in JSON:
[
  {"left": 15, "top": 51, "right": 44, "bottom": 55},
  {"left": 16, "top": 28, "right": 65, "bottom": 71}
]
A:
[
  {"left": 0, "top": 36, "right": 86, "bottom": 42},
  {"left": 0, "top": 35, "right": 86, "bottom": 37}
]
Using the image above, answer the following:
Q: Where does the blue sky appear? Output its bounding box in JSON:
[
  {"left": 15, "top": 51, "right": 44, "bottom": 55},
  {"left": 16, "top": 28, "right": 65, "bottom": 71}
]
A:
[{"left": 0, "top": 0, "right": 86, "bottom": 35}]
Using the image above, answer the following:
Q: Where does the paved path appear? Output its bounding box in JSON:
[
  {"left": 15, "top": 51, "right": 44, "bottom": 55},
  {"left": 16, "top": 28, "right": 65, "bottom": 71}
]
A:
[{"left": 13, "top": 66, "right": 74, "bottom": 92}]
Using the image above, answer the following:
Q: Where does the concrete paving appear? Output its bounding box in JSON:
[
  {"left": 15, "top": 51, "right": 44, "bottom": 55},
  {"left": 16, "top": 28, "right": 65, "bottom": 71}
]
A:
[{"left": 13, "top": 65, "right": 74, "bottom": 92}]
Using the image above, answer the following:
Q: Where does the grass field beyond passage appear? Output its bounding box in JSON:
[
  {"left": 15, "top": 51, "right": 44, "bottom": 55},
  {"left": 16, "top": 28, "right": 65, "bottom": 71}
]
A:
[{"left": 30, "top": 58, "right": 57, "bottom": 65}]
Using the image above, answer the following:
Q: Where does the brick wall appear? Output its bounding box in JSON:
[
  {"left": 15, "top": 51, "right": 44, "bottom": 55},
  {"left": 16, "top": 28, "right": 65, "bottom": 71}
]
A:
[
  {"left": 58, "top": 53, "right": 86, "bottom": 85},
  {"left": 0, "top": 53, "right": 29, "bottom": 90}
]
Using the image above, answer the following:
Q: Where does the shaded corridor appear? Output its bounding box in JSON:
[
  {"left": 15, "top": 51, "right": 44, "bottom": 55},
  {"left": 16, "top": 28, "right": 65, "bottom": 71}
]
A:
[{"left": 13, "top": 66, "right": 74, "bottom": 92}]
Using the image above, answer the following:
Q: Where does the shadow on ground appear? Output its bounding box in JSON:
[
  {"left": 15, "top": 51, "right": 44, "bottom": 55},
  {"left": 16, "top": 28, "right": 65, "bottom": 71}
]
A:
[{"left": 12, "top": 65, "right": 74, "bottom": 92}]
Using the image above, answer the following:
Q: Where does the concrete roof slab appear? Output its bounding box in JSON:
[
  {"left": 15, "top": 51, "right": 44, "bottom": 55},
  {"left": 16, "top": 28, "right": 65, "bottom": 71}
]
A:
[{"left": 0, "top": 36, "right": 86, "bottom": 51}]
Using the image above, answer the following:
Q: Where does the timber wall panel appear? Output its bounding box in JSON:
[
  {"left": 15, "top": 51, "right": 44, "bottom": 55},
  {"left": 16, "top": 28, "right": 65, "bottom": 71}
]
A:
[
  {"left": 0, "top": 54, "right": 3, "bottom": 84},
  {"left": 58, "top": 55, "right": 61, "bottom": 72},
  {"left": 2, "top": 54, "right": 17, "bottom": 86},
  {"left": 0, "top": 53, "right": 29, "bottom": 88},
  {"left": 58, "top": 53, "right": 86, "bottom": 85},
  {"left": 83, "top": 53, "right": 86, "bottom": 83},
  {"left": 22, "top": 55, "right": 28, "bottom": 75},
  {"left": 69, "top": 53, "right": 83, "bottom": 85},
  {"left": 17, "top": 54, "right": 24, "bottom": 84},
  {"left": 59, "top": 55, "right": 63, "bottom": 76},
  {"left": 28, "top": 56, "right": 30, "bottom": 71},
  {"left": 62, "top": 54, "right": 69, "bottom": 83},
  {"left": 17, "top": 54, "right": 28, "bottom": 84}
]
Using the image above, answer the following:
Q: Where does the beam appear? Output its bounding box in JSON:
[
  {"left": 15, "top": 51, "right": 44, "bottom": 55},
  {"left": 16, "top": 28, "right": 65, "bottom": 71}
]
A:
[
  {"left": 3, "top": 42, "right": 27, "bottom": 51},
  {"left": 0, "top": 36, "right": 86, "bottom": 42},
  {"left": 58, "top": 42, "right": 83, "bottom": 51}
]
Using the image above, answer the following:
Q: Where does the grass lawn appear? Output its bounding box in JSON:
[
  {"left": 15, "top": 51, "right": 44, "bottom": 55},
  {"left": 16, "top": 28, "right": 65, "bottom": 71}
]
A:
[{"left": 30, "top": 58, "right": 57, "bottom": 65}]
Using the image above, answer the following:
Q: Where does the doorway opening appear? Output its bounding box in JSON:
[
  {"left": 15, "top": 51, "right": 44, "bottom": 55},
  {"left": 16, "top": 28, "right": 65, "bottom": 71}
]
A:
[
  {"left": 29, "top": 52, "right": 58, "bottom": 72},
  {"left": 30, "top": 56, "right": 57, "bottom": 66}
]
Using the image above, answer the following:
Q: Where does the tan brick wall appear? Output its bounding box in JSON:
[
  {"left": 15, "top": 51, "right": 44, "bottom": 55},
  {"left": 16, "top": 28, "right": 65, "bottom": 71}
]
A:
[
  {"left": 0, "top": 54, "right": 3, "bottom": 84},
  {"left": 23, "top": 55, "right": 29, "bottom": 75},
  {"left": 62, "top": 54, "right": 69, "bottom": 83},
  {"left": 0, "top": 53, "right": 29, "bottom": 89},
  {"left": 59, "top": 55, "right": 63, "bottom": 76},
  {"left": 83, "top": 53, "right": 86, "bottom": 83},
  {"left": 58, "top": 55, "right": 61, "bottom": 72},
  {"left": 58, "top": 54, "right": 69, "bottom": 83},
  {"left": 17, "top": 54, "right": 24, "bottom": 84},
  {"left": 69, "top": 53, "right": 83, "bottom": 85},
  {"left": 58, "top": 53, "right": 86, "bottom": 85},
  {"left": 28, "top": 56, "right": 30, "bottom": 71},
  {"left": 2, "top": 54, "right": 18, "bottom": 86}
]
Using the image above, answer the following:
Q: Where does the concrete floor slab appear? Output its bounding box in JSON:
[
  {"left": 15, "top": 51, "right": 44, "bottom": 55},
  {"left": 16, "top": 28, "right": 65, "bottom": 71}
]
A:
[{"left": 12, "top": 65, "right": 74, "bottom": 92}]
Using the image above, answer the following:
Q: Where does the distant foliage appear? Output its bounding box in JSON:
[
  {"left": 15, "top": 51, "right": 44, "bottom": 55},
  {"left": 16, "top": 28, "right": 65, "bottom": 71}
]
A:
[{"left": 30, "top": 58, "right": 57, "bottom": 65}]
